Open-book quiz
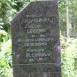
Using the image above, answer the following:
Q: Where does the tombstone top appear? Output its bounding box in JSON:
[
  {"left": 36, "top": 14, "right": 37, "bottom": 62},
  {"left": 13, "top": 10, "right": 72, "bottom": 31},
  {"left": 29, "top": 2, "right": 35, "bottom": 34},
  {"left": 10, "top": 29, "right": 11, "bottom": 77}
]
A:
[{"left": 12, "top": 0, "right": 58, "bottom": 22}]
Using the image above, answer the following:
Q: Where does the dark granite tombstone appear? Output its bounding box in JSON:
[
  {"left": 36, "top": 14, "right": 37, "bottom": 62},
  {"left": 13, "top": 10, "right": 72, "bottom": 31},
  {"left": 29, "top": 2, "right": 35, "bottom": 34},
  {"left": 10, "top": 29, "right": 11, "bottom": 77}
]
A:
[{"left": 11, "top": 0, "right": 61, "bottom": 77}]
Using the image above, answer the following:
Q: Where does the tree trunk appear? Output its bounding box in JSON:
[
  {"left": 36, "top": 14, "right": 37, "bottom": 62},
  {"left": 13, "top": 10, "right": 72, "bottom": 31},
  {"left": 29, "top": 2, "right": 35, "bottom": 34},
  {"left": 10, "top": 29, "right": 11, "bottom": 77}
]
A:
[{"left": 66, "top": 0, "right": 70, "bottom": 38}]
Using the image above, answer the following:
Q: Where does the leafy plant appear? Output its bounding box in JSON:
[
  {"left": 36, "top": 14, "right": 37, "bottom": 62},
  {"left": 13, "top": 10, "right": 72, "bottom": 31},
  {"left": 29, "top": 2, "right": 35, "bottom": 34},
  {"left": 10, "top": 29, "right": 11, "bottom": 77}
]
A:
[
  {"left": 0, "top": 39, "right": 12, "bottom": 77},
  {"left": 61, "top": 35, "right": 77, "bottom": 77}
]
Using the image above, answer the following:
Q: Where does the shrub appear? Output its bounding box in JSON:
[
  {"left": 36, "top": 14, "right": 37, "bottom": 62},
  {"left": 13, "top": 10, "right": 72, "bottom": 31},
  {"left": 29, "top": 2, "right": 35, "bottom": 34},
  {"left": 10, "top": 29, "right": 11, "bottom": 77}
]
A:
[{"left": 61, "top": 35, "right": 77, "bottom": 77}]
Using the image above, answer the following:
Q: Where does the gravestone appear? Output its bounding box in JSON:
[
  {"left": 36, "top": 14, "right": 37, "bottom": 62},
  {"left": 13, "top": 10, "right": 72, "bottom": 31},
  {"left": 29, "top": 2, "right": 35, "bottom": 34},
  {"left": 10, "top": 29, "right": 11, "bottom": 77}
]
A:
[{"left": 11, "top": 0, "right": 61, "bottom": 77}]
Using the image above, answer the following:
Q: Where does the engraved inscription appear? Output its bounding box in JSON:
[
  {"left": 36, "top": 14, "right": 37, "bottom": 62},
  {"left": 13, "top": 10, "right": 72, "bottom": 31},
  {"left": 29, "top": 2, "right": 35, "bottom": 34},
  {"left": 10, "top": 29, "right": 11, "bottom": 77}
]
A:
[{"left": 17, "top": 17, "right": 55, "bottom": 63}]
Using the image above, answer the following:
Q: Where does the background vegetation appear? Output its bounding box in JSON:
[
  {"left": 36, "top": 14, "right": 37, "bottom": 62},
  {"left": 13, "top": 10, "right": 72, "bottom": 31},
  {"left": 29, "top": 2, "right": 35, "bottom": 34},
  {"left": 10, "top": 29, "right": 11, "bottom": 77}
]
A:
[{"left": 0, "top": 0, "right": 77, "bottom": 77}]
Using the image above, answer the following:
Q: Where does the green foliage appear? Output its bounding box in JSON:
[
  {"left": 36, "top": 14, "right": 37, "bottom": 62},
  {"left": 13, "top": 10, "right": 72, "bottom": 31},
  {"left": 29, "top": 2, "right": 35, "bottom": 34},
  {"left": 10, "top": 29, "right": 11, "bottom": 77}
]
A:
[
  {"left": 0, "top": 0, "right": 17, "bottom": 32},
  {"left": 0, "top": 24, "right": 12, "bottom": 76},
  {"left": 59, "top": 0, "right": 77, "bottom": 37},
  {"left": 61, "top": 36, "right": 77, "bottom": 77},
  {"left": 59, "top": 0, "right": 66, "bottom": 36},
  {"left": 0, "top": 30, "right": 8, "bottom": 44},
  {"left": 0, "top": 39, "right": 12, "bottom": 77}
]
